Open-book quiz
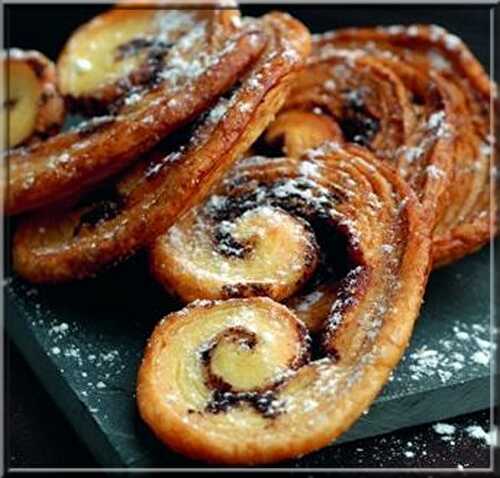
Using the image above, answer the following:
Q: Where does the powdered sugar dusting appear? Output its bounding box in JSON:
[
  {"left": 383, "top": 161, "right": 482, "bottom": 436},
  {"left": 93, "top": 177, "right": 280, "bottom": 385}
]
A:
[
  {"left": 6, "top": 279, "right": 135, "bottom": 420},
  {"left": 465, "top": 425, "right": 496, "bottom": 446},
  {"left": 433, "top": 423, "right": 456, "bottom": 436},
  {"left": 426, "top": 165, "right": 445, "bottom": 179},
  {"left": 427, "top": 111, "right": 453, "bottom": 138},
  {"left": 388, "top": 315, "right": 493, "bottom": 390}
]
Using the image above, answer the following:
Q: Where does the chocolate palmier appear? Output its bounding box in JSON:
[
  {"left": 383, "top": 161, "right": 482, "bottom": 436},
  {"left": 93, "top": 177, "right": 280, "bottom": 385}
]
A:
[
  {"left": 5, "top": 8, "right": 264, "bottom": 215},
  {"left": 314, "top": 25, "right": 496, "bottom": 267},
  {"left": 2, "top": 49, "right": 65, "bottom": 148},
  {"left": 151, "top": 197, "right": 320, "bottom": 303},
  {"left": 139, "top": 144, "right": 431, "bottom": 464},
  {"left": 271, "top": 35, "right": 456, "bottom": 235},
  {"left": 57, "top": 5, "right": 240, "bottom": 113},
  {"left": 12, "top": 12, "right": 311, "bottom": 282}
]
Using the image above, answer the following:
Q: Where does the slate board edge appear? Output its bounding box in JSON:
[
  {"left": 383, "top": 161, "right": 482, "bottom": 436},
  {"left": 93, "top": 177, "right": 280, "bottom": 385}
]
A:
[
  {"left": 126, "top": 378, "right": 492, "bottom": 468},
  {"left": 334, "top": 375, "right": 492, "bottom": 443},
  {"left": 6, "top": 292, "right": 493, "bottom": 469}
]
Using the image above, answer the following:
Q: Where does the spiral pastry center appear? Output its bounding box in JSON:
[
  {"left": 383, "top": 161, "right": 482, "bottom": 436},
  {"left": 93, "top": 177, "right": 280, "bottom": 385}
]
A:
[{"left": 140, "top": 142, "right": 431, "bottom": 464}]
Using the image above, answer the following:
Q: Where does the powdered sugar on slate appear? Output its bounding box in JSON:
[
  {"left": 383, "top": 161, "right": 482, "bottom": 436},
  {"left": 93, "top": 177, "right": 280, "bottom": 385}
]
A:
[
  {"left": 433, "top": 422, "right": 456, "bottom": 437},
  {"left": 389, "top": 316, "right": 493, "bottom": 391},
  {"left": 465, "top": 425, "right": 496, "bottom": 446},
  {"left": 5, "top": 278, "right": 135, "bottom": 419}
]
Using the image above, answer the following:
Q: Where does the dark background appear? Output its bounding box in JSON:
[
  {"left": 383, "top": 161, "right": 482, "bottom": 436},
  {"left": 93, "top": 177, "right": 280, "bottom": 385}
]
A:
[
  {"left": 4, "top": 2, "right": 499, "bottom": 474},
  {"left": 4, "top": 4, "right": 495, "bottom": 71}
]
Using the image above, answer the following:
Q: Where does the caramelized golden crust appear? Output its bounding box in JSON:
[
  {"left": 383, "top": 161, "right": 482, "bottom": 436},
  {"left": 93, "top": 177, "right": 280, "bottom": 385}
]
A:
[
  {"left": 272, "top": 36, "right": 455, "bottom": 234},
  {"left": 57, "top": 8, "right": 240, "bottom": 113},
  {"left": 12, "top": 12, "right": 312, "bottom": 283},
  {"left": 312, "top": 25, "right": 495, "bottom": 266},
  {"left": 265, "top": 109, "right": 343, "bottom": 157},
  {"left": 137, "top": 144, "right": 431, "bottom": 464},
  {"left": 2, "top": 49, "right": 65, "bottom": 148},
  {"left": 5, "top": 13, "right": 265, "bottom": 215},
  {"left": 151, "top": 206, "right": 319, "bottom": 303}
]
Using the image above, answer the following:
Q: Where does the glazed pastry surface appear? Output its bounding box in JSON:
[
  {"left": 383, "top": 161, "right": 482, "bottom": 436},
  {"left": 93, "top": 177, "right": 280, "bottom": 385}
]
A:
[
  {"left": 141, "top": 143, "right": 431, "bottom": 464},
  {"left": 13, "top": 12, "right": 312, "bottom": 282}
]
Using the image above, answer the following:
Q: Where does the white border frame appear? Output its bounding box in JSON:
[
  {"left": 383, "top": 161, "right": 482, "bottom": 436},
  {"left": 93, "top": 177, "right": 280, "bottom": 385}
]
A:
[{"left": 1, "top": 1, "right": 498, "bottom": 474}]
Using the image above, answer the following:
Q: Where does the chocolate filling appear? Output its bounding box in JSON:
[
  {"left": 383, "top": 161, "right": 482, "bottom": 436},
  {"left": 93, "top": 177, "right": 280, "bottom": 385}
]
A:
[
  {"left": 199, "top": 327, "right": 284, "bottom": 418},
  {"left": 3, "top": 98, "right": 18, "bottom": 111},
  {"left": 26, "top": 58, "right": 46, "bottom": 79},
  {"left": 197, "top": 322, "right": 312, "bottom": 418},
  {"left": 205, "top": 178, "right": 349, "bottom": 276},
  {"left": 200, "top": 327, "right": 257, "bottom": 376},
  {"left": 74, "top": 184, "right": 124, "bottom": 235},
  {"left": 339, "top": 89, "right": 380, "bottom": 147},
  {"left": 221, "top": 282, "right": 271, "bottom": 298},
  {"left": 143, "top": 118, "right": 199, "bottom": 180},
  {"left": 203, "top": 172, "right": 366, "bottom": 364},
  {"left": 114, "top": 37, "right": 173, "bottom": 62},
  {"left": 213, "top": 227, "right": 252, "bottom": 259},
  {"left": 39, "top": 90, "right": 55, "bottom": 106},
  {"left": 206, "top": 389, "right": 284, "bottom": 418}
]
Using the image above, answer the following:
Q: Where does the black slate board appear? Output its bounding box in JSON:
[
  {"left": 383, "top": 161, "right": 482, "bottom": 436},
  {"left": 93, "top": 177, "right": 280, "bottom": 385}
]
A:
[{"left": 5, "top": 242, "right": 496, "bottom": 468}]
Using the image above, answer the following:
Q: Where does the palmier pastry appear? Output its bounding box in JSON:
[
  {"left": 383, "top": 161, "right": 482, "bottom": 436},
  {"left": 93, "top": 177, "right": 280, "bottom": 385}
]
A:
[
  {"left": 332, "top": 26, "right": 491, "bottom": 266},
  {"left": 139, "top": 144, "right": 431, "bottom": 463},
  {"left": 5, "top": 8, "right": 263, "bottom": 215},
  {"left": 267, "top": 25, "right": 494, "bottom": 267},
  {"left": 268, "top": 40, "right": 458, "bottom": 229},
  {"left": 12, "top": 12, "right": 311, "bottom": 283},
  {"left": 2, "top": 49, "right": 65, "bottom": 148},
  {"left": 57, "top": 4, "right": 240, "bottom": 112}
]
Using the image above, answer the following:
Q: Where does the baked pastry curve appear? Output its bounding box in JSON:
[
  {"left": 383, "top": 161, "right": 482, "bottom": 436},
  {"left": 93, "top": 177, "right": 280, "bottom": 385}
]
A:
[
  {"left": 57, "top": 6, "right": 240, "bottom": 113},
  {"left": 268, "top": 25, "right": 495, "bottom": 267},
  {"left": 140, "top": 144, "right": 431, "bottom": 463},
  {"left": 2, "top": 49, "right": 65, "bottom": 148},
  {"left": 12, "top": 12, "right": 311, "bottom": 283},
  {"left": 5, "top": 8, "right": 263, "bottom": 215}
]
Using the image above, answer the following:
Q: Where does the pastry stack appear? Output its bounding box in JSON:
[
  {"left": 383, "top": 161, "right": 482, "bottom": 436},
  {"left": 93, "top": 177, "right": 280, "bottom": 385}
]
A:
[{"left": 2, "top": 2, "right": 496, "bottom": 465}]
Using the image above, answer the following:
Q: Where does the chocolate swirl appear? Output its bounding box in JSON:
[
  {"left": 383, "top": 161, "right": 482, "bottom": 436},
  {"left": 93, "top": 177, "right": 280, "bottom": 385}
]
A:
[
  {"left": 268, "top": 25, "right": 495, "bottom": 267},
  {"left": 5, "top": 9, "right": 264, "bottom": 215},
  {"left": 57, "top": 6, "right": 241, "bottom": 113},
  {"left": 12, "top": 12, "right": 312, "bottom": 283},
  {"left": 139, "top": 143, "right": 431, "bottom": 464},
  {"left": 268, "top": 41, "right": 453, "bottom": 225}
]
